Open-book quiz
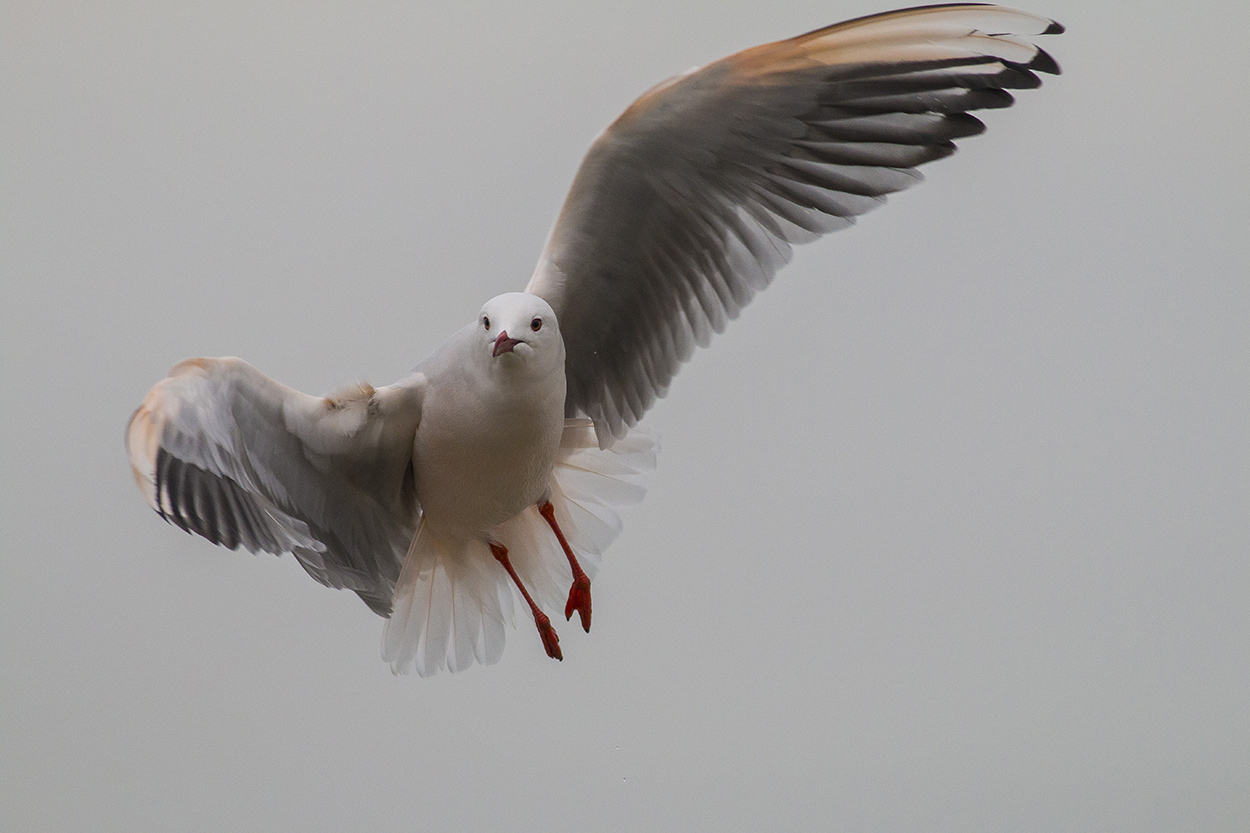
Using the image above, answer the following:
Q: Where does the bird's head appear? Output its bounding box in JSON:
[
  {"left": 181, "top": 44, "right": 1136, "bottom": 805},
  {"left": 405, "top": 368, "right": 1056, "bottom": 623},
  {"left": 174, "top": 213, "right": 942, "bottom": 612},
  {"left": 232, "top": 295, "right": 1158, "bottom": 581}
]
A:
[{"left": 478, "top": 292, "right": 564, "bottom": 373}]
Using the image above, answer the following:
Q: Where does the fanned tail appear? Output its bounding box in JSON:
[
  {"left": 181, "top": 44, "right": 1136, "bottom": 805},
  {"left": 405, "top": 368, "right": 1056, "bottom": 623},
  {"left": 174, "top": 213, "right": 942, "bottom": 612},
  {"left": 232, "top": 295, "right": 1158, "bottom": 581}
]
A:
[
  {"left": 382, "top": 421, "right": 657, "bottom": 676},
  {"left": 382, "top": 519, "right": 513, "bottom": 676}
]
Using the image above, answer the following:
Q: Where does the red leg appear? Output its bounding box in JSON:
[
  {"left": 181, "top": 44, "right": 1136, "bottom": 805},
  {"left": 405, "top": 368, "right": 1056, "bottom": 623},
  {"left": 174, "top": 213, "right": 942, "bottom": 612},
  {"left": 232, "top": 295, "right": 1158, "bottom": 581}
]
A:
[
  {"left": 538, "top": 500, "right": 592, "bottom": 632},
  {"left": 490, "top": 541, "right": 561, "bottom": 661}
]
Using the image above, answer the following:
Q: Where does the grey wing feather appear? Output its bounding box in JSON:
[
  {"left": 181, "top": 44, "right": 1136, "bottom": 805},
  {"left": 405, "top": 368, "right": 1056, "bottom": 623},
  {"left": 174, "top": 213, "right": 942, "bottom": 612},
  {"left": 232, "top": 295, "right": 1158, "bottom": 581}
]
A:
[
  {"left": 127, "top": 357, "right": 424, "bottom": 615},
  {"left": 526, "top": 4, "right": 1063, "bottom": 445}
]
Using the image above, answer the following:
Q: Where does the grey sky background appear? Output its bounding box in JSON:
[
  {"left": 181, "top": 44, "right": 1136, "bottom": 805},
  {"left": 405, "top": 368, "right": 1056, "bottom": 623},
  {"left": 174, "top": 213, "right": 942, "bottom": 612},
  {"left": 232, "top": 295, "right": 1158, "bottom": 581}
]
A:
[{"left": 3, "top": 1, "right": 1247, "bottom": 830}]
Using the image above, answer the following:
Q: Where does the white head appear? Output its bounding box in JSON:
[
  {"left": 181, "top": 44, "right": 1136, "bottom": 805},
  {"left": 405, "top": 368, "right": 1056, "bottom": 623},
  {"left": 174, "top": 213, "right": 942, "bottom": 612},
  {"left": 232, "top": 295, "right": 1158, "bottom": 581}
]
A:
[{"left": 477, "top": 292, "right": 564, "bottom": 376}]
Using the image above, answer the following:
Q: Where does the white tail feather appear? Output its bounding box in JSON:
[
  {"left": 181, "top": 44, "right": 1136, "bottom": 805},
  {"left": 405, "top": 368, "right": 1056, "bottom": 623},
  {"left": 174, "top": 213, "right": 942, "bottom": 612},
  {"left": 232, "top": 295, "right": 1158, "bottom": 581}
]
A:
[
  {"left": 382, "top": 422, "right": 657, "bottom": 676},
  {"left": 382, "top": 520, "right": 512, "bottom": 676}
]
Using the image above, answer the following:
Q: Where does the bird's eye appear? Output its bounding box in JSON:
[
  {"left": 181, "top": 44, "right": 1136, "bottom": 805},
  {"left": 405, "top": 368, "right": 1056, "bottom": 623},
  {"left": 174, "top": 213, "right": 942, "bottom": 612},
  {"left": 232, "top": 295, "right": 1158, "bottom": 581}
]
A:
[
  {"left": 483, "top": 316, "right": 490, "bottom": 330},
  {"left": 530, "top": 317, "right": 543, "bottom": 332}
]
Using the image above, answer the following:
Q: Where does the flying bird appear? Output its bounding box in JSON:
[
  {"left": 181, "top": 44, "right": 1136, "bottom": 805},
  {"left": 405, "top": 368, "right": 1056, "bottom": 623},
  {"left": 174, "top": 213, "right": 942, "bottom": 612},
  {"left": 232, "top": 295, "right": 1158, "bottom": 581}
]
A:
[{"left": 126, "top": 4, "right": 1063, "bottom": 675}]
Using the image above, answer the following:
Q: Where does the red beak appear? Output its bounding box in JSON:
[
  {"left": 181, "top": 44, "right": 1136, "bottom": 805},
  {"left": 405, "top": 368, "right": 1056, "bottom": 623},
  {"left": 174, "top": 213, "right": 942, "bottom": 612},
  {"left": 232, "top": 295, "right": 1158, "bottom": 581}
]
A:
[{"left": 493, "top": 331, "right": 522, "bottom": 357}]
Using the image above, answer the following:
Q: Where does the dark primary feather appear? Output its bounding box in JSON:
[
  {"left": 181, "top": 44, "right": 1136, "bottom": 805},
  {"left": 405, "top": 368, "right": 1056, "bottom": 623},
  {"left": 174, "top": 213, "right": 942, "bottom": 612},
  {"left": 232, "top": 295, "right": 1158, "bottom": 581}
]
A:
[{"left": 151, "top": 450, "right": 403, "bottom": 615}]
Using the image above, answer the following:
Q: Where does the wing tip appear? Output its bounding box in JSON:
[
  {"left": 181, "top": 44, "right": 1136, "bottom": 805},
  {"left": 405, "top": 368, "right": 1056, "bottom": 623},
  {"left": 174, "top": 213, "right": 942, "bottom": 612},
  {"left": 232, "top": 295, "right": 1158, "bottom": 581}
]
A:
[
  {"left": 126, "top": 356, "right": 231, "bottom": 516},
  {"left": 125, "top": 397, "right": 164, "bottom": 512},
  {"left": 1028, "top": 45, "right": 1062, "bottom": 76}
]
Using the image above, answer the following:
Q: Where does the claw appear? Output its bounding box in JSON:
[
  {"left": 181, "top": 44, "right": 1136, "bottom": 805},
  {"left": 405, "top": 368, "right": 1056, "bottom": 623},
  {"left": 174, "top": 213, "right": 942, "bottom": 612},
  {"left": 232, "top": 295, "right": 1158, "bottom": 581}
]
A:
[
  {"left": 565, "top": 574, "right": 592, "bottom": 632},
  {"left": 534, "top": 610, "right": 563, "bottom": 661}
]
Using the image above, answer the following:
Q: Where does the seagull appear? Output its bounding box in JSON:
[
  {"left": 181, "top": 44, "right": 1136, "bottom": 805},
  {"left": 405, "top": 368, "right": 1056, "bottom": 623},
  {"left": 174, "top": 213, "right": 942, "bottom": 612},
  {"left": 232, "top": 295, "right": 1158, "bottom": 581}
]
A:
[{"left": 126, "top": 4, "right": 1063, "bottom": 676}]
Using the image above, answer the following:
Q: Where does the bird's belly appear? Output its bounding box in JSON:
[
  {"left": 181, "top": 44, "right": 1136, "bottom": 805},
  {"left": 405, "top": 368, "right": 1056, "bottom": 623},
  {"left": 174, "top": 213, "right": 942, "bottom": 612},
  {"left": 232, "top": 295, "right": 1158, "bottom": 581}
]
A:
[{"left": 413, "top": 405, "right": 561, "bottom": 540}]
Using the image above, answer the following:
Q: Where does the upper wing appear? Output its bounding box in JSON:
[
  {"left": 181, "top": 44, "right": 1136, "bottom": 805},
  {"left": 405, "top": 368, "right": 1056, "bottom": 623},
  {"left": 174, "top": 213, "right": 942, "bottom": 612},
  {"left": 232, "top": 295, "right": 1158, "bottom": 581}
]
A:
[
  {"left": 125, "top": 357, "right": 424, "bottom": 615},
  {"left": 525, "top": 3, "right": 1063, "bottom": 444}
]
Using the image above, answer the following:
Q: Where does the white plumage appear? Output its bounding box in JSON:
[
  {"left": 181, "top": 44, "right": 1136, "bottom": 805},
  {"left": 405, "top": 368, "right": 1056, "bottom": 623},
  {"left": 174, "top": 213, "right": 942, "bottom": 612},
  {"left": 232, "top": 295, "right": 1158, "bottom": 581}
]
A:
[{"left": 126, "top": 5, "right": 1061, "bottom": 675}]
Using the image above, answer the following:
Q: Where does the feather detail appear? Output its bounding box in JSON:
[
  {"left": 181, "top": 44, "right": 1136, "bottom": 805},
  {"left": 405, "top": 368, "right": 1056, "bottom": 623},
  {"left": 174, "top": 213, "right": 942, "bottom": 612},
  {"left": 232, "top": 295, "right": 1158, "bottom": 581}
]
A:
[{"left": 527, "top": 3, "right": 1063, "bottom": 443}]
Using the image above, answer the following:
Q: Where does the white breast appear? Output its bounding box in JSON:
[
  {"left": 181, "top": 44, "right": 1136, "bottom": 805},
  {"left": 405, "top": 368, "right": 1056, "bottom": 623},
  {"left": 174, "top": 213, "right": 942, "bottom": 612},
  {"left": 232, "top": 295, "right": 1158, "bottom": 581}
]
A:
[{"left": 413, "top": 352, "right": 565, "bottom": 541}]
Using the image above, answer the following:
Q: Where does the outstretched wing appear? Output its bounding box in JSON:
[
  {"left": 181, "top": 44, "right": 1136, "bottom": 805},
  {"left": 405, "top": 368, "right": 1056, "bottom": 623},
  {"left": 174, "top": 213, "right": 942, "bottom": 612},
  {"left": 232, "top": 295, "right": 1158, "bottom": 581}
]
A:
[
  {"left": 525, "top": 3, "right": 1063, "bottom": 444},
  {"left": 125, "top": 357, "right": 424, "bottom": 615}
]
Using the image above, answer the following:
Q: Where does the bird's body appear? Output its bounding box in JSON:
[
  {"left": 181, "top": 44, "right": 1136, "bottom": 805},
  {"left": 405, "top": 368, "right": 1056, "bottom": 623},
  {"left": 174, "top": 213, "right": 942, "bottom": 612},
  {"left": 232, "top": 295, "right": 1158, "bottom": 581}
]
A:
[
  {"left": 126, "top": 4, "right": 1063, "bottom": 675},
  {"left": 412, "top": 295, "right": 566, "bottom": 541}
]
